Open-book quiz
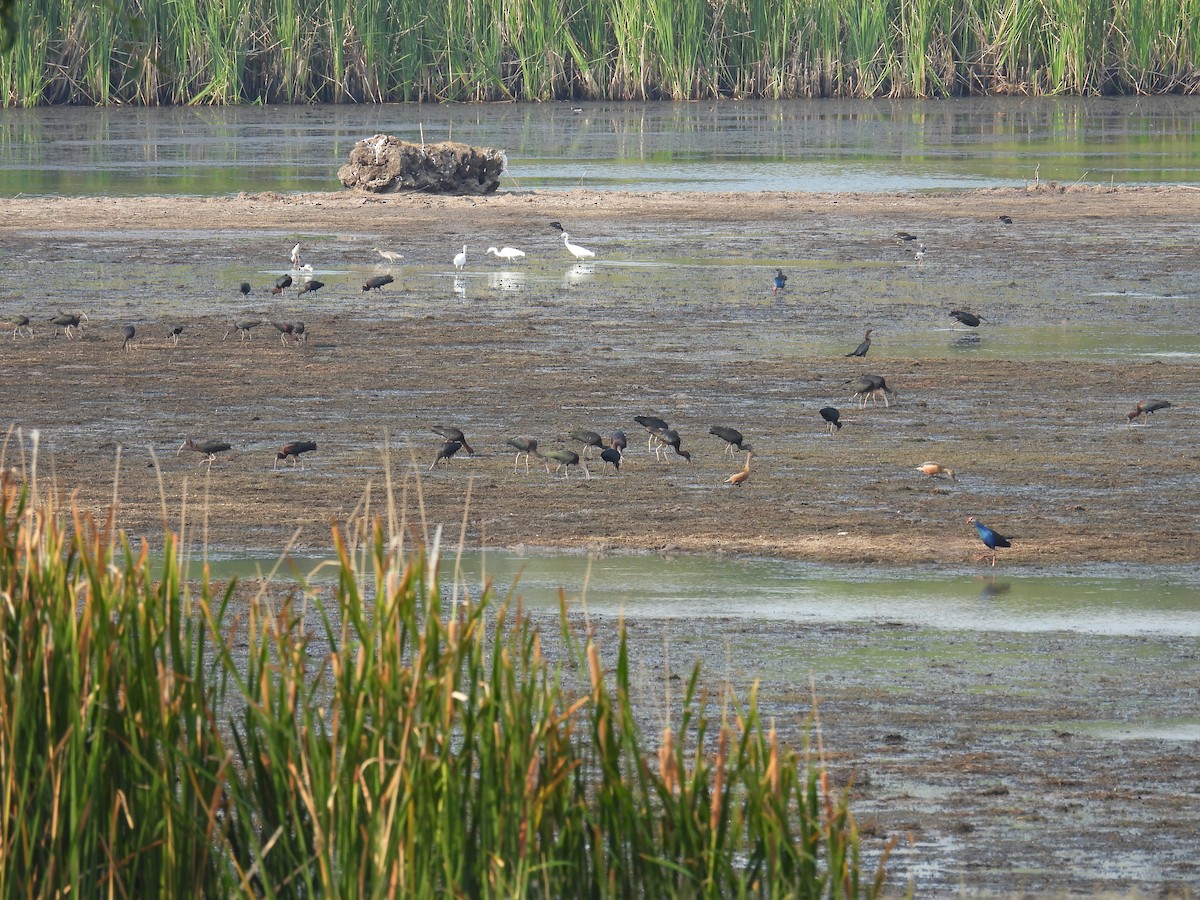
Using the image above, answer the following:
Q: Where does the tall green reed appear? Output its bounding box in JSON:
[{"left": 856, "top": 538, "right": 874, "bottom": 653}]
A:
[{"left": 0, "top": 441, "right": 891, "bottom": 896}]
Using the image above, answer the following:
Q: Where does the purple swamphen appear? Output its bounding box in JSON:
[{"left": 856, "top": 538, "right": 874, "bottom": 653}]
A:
[{"left": 967, "top": 516, "right": 1012, "bottom": 567}]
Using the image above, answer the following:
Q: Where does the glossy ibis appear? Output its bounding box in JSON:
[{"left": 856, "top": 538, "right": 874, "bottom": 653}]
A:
[
  {"left": 224, "top": 319, "right": 263, "bottom": 341},
  {"left": 545, "top": 449, "right": 588, "bottom": 479},
  {"left": 917, "top": 462, "right": 955, "bottom": 481},
  {"left": 894, "top": 231, "right": 918, "bottom": 242},
  {"left": 271, "top": 274, "right": 293, "bottom": 295},
  {"left": 272, "top": 321, "right": 302, "bottom": 344},
  {"left": 374, "top": 247, "right": 403, "bottom": 264},
  {"left": 240, "top": 282, "right": 252, "bottom": 297},
  {"left": 296, "top": 279, "right": 324, "bottom": 297},
  {"left": 121, "top": 324, "right": 135, "bottom": 350},
  {"left": 846, "top": 374, "right": 896, "bottom": 408},
  {"left": 600, "top": 447, "right": 622, "bottom": 473},
  {"left": 1127, "top": 399, "right": 1171, "bottom": 426},
  {"left": 275, "top": 440, "right": 317, "bottom": 469},
  {"left": 725, "top": 451, "right": 753, "bottom": 485},
  {"left": 998, "top": 215, "right": 1013, "bottom": 224},
  {"left": 569, "top": 430, "right": 603, "bottom": 458},
  {"left": 549, "top": 221, "right": 564, "bottom": 232},
  {"left": 167, "top": 324, "right": 183, "bottom": 346},
  {"left": 967, "top": 516, "right": 1012, "bottom": 567},
  {"left": 178, "top": 438, "right": 231, "bottom": 469},
  {"left": 428, "top": 440, "right": 463, "bottom": 471},
  {"left": 487, "top": 246, "right": 526, "bottom": 261},
  {"left": 561, "top": 233, "right": 595, "bottom": 260},
  {"left": 8, "top": 315, "right": 33, "bottom": 338},
  {"left": 709, "top": 425, "right": 750, "bottom": 456},
  {"left": 772, "top": 269, "right": 787, "bottom": 293},
  {"left": 950, "top": 310, "right": 982, "bottom": 328},
  {"left": 292, "top": 322, "right": 307, "bottom": 343},
  {"left": 453, "top": 246, "right": 467, "bottom": 271},
  {"left": 506, "top": 436, "right": 549, "bottom": 473},
  {"left": 50, "top": 312, "right": 85, "bottom": 338},
  {"left": 846, "top": 328, "right": 874, "bottom": 358},
  {"left": 432, "top": 425, "right": 473, "bottom": 455},
  {"left": 651, "top": 427, "right": 691, "bottom": 463},
  {"left": 609, "top": 430, "right": 628, "bottom": 455},
  {"left": 363, "top": 274, "right": 394, "bottom": 292},
  {"left": 633, "top": 415, "right": 670, "bottom": 452},
  {"left": 290, "top": 243, "right": 302, "bottom": 267},
  {"left": 819, "top": 407, "right": 842, "bottom": 433}
]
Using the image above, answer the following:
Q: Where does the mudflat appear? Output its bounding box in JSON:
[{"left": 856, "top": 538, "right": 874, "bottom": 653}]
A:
[{"left": 2, "top": 186, "right": 1198, "bottom": 894}]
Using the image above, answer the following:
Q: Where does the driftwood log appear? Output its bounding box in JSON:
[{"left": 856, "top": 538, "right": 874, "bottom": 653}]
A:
[{"left": 337, "top": 135, "right": 506, "bottom": 195}]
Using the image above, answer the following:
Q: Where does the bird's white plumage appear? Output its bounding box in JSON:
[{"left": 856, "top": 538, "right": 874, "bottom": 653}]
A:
[
  {"left": 374, "top": 247, "right": 404, "bottom": 263},
  {"left": 290, "top": 243, "right": 302, "bottom": 267},
  {"left": 453, "top": 245, "right": 467, "bottom": 270},
  {"left": 562, "top": 232, "right": 595, "bottom": 260},
  {"left": 486, "top": 246, "right": 526, "bottom": 261}
]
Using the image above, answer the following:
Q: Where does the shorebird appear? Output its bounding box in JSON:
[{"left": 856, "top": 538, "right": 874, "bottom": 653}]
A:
[{"left": 561, "top": 233, "right": 595, "bottom": 260}]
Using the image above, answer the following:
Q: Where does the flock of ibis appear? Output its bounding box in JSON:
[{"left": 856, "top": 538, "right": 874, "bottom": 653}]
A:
[{"left": 7, "top": 217, "right": 1179, "bottom": 569}]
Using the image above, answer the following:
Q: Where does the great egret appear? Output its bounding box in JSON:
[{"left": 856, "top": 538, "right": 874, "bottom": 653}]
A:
[
  {"left": 561, "top": 232, "right": 595, "bottom": 260},
  {"left": 453, "top": 245, "right": 467, "bottom": 270},
  {"left": 374, "top": 247, "right": 404, "bottom": 264},
  {"left": 487, "top": 246, "right": 526, "bottom": 261},
  {"left": 290, "top": 243, "right": 302, "bottom": 267}
]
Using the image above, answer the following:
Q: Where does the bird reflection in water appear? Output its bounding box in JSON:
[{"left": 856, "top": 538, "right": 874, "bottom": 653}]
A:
[
  {"left": 563, "top": 263, "right": 594, "bottom": 286},
  {"left": 453, "top": 274, "right": 466, "bottom": 297},
  {"left": 977, "top": 577, "right": 1012, "bottom": 600},
  {"left": 487, "top": 272, "right": 526, "bottom": 292},
  {"left": 952, "top": 334, "right": 981, "bottom": 350}
]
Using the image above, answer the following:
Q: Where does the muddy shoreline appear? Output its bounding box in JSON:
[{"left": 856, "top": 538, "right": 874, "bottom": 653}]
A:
[{"left": 2, "top": 186, "right": 1198, "bottom": 894}]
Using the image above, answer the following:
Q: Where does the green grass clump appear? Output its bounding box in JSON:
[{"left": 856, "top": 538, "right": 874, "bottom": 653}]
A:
[
  {"left": 0, "top": 460, "right": 891, "bottom": 896},
  {"left": 1, "top": 0, "right": 1199, "bottom": 104}
]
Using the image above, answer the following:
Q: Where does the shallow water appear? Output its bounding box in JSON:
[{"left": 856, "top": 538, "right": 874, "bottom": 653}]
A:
[
  {"left": 196, "top": 550, "right": 1200, "bottom": 637},
  {"left": 2, "top": 97, "right": 1200, "bottom": 196}
]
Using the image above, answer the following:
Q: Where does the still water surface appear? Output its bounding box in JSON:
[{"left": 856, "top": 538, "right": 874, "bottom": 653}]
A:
[
  {"left": 2, "top": 97, "right": 1199, "bottom": 196},
  {"left": 194, "top": 550, "right": 1200, "bottom": 637}
]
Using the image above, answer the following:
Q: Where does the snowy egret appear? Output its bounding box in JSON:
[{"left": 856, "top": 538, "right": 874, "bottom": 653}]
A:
[
  {"left": 561, "top": 233, "right": 595, "bottom": 260},
  {"left": 290, "top": 243, "right": 302, "bottom": 267},
  {"left": 453, "top": 245, "right": 467, "bottom": 270},
  {"left": 486, "top": 246, "right": 526, "bottom": 261},
  {"left": 374, "top": 247, "right": 404, "bottom": 264}
]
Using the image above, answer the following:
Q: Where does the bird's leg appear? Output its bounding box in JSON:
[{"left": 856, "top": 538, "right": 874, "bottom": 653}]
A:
[{"left": 583, "top": 462, "right": 591, "bottom": 480}]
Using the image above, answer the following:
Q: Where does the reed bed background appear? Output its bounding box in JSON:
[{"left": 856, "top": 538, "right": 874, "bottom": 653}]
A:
[
  {"left": 0, "top": 437, "right": 890, "bottom": 897},
  {"left": 1, "top": 0, "right": 1198, "bottom": 106}
]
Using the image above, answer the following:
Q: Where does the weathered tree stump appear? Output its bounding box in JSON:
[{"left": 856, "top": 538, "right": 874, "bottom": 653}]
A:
[{"left": 337, "top": 135, "right": 506, "bottom": 195}]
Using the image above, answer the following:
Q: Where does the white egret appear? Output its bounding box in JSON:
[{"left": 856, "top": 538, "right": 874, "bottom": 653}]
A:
[
  {"left": 374, "top": 247, "right": 404, "bottom": 264},
  {"left": 561, "top": 232, "right": 595, "bottom": 260},
  {"left": 290, "top": 243, "right": 302, "bottom": 267},
  {"left": 453, "top": 245, "right": 467, "bottom": 270},
  {"left": 486, "top": 246, "right": 526, "bottom": 261}
]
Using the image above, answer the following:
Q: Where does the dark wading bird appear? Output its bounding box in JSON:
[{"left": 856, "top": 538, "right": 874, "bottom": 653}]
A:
[
  {"left": 167, "top": 324, "right": 184, "bottom": 346},
  {"left": 8, "top": 315, "right": 33, "bottom": 338},
  {"left": 772, "top": 270, "right": 787, "bottom": 293},
  {"left": 432, "top": 425, "right": 474, "bottom": 455},
  {"left": 633, "top": 415, "right": 671, "bottom": 453},
  {"left": 609, "top": 430, "right": 627, "bottom": 455},
  {"left": 569, "top": 430, "right": 603, "bottom": 458},
  {"left": 506, "top": 436, "right": 549, "bottom": 473},
  {"left": 240, "top": 282, "right": 252, "bottom": 297},
  {"left": 950, "top": 310, "right": 983, "bottom": 328},
  {"left": 51, "top": 312, "right": 86, "bottom": 338},
  {"left": 819, "top": 407, "right": 842, "bottom": 433},
  {"left": 545, "top": 448, "right": 588, "bottom": 479},
  {"left": 709, "top": 426, "right": 751, "bottom": 457},
  {"left": 599, "top": 447, "right": 622, "bottom": 473},
  {"left": 997, "top": 215, "right": 1013, "bottom": 225},
  {"left": 967, "top": 516, "right": 1012, "bottom": 567},
  {"left": 725, "top": 451, "right": 753, "bottom": 485},
  {"left": 363, "top": 274, "right": 394, "bottom": 292},
  {"left": 549, "top": 221, "right": 564, "bottom": 232},
  {"left": 275, "top": 440, "right": 317, "bottom": 469},
  {"left": 121, "top": 324, "right": 135, "bottom": 351},
  {"left": 270, "top": 274, "right": 293, "bottom": 295},
  {"left": 846, "top": 328, "right": 874, "bottom": 358},
  {"left": 894, "top": 231, "right": 918, "bottom": 243},
  {"left": 846, "top": 374, "right": 896, "bottom": 408},
  {"left": 650, "top": 427, "right": 691, "bottom": 463},
  {"left": 178, "top": 438, "right": 232, "bottom": 469},
  {"left": 224, "top": 319, "right": 263, "bottom": 341},
  {"left": 296, "top": 279, "right": 325, "bottom": 297},
  {"left": 428, "top": 440, "right": 463, "bottom": 472},
  {"left": 272, "top": 321, "right": 305, "bottom": 345},
  {"left": 1127, "top": 399, "right": 1171, "bottom": 426}
]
